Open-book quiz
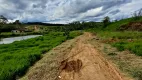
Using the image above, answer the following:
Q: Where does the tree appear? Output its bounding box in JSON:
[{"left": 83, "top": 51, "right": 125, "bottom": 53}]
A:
[
  {"left": 0, "top": 15, "right": 8, "bottom": 24},
  {"left": 0, "top": 26, "right": 2, "bottom": 36},
  {"left": 102, "top": 16, "right": 110, "bottom": 28},
  {"left": 15, "top": 20, "right": 21, "bottom": 24},
  {"left": 0, "top": 15, "right": 7, "bottom": 36},
  {"left": 63, "top": 26, "right": 70, "bottom": 39},
  {"left": 114, "top": 19, "right": 118, "bottom": 22},
  {"left": 68, "top": 21, "right": 83, "bottom": 30},
  {"left": 133, "top": 8, "right": 142, "bottom": 20},
  {"left": 13, "top": 20, "right": 21, "bottom": 29}
]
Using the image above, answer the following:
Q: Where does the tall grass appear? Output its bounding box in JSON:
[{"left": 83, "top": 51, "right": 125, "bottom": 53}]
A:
[
  {"left": 86, "top": 16, "right": 142, "bottom": 56},
  {"left": 96, "top": 31, "right": 142, "bottom": 56},
  {"left": 86, "top": 16, "right": 142, "bottom": 80},
  {"left": 105, "top": 16, "right": 142, "bottom": 31},
  {"left": 113, "top": 40, "right": 142, "bottom": 56},
  {"left": 0, "top": 32, "right": 47, "bottom": 39},
  {"left": 0, "top": 31, "right": 82, "bottom": 80}
]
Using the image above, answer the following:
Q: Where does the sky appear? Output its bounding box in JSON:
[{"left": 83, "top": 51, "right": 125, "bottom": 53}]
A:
[{"left": 0, "top": 0, "right": 142, "bottom": 24}]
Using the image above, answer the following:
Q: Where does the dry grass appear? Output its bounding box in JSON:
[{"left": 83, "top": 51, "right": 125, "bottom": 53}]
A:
[
  {"left": 20, "top": 35, "right": 78, "bottom": 80},
  {"left": 89, "top": 38, "right": 142, "bottom": 80}
]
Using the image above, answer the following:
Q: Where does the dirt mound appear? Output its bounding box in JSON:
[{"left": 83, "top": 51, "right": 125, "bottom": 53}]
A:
[
  {"left": 60, "top": 59, "right": 82, "bottom": 72},
  {"left": 119, "top": 22, "right": 142, "bottom": 31}
]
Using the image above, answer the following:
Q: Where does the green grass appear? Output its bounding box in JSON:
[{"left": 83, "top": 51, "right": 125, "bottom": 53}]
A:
[
  {"left": 0, "top": 32, "right": 48, "bottom": 39},
  {"left": 113, "top": 40, "right": 142, "bottom": 56},
  {"left": 86, "top": 16, "right": 142, "bottom": 56},
  {"left": 0, "top": 31, "right": 82, "bottom": 80},
  {"left": 97, "top": 31, "right": 142, "bottom": 39},
  {"left": 86, "top": 16, "right": 142, "bottom": 80},
  {"left": 96, "top": 31, "right": 142, "bottom": 56},
  {"left": 68, "top": 31, "right": 83, "bottom": 39},
  {"left": 0, "top": 32, "right": 26, "bottom": 38},
  {"left": 105, "top": 16, "right": 142, "bottom": 31}
]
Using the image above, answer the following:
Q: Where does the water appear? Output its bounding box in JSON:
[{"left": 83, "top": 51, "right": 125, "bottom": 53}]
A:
[{"left": 0, "top": 35, "right": 42, "bottom": 44}]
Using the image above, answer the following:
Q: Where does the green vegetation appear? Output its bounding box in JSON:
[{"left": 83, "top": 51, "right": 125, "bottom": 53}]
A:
[
  {"left": 101, "top": 16, "right": 142, "bottom": 56},
  {"left": 102, "top": 16, "right": 110, "bottom": 28},
  {"left": 97, "top": 31, "right": 142, "bottom": 56},
  {"left": 0, "top": 31, "right": 82, "bottom": 80},
  {"left": 105, "top": 16, "right": 142, "bottom": 31},
  {"left": 0, "top": 31, "right": 48, "bottom": 38},
  {"left": 86, "top": 16, "right": 142, "bottom": 79},
  {"left": 0, "top": 13, "right": 142, "bottom": 80},
  {"left": 113, "top": 40, "right": 142, "bottom": 56},
  {"left": 85, "top": 15, "right": 142, "bottom": 57}
]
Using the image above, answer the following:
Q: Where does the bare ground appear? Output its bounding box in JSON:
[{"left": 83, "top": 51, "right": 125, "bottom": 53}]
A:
[
  {"left": 89, "top": 33, "right": 142, "bottom": 80},
  {"left": 20, "top": 32, "right": 132, "bottom": 80}
]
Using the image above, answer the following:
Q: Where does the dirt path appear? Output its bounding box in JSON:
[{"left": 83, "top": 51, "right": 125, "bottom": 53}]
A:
[
  {"left": 20, "top": 32, "right": 129, "bottom": 80},
  {"left": 58, "top": 33, "right": 126, "bottom": 80}
]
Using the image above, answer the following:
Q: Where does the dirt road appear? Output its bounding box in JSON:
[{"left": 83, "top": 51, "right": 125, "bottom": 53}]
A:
[
  {"left": 21, "top": 32, "right": 128, "bottom": 80},
  {"left": 58, "top": 33, "right": 125, "bottom": 80}
]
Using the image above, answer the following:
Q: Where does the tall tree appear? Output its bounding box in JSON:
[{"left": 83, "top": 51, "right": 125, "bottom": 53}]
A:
[
  {"left": 13, "top": 20, "right": 21, "bottom": 29},
  {"left": 103, "top": 16, "right": 110, "bottom": 28},
  {"left": 0, "top": 15, "right": 8, "bottom": 24},
  {"left": 133, "top": 8, "right": 142, "bottom": 20}
]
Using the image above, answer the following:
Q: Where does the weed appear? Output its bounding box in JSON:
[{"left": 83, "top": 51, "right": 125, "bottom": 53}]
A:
[
  {"left": 108, "top": 53, "right": 117, "bottom": 56},
  {"left": 132, "top": 69, "right": 142, "bottom": 80}
]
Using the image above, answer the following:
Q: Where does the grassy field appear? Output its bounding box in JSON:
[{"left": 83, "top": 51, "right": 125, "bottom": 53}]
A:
[
  {"left": 0, "top": 31, "right": 49, "bottom": 39},
  {"left": 97, "top": 31, "right": 142, "bottom": 56},
  {"left": 87, "top": 17, "right": 142, "bottom": 56},
  {"left": 0, "top": 31, "right": 82, "bottom": 80},
  {"left": 105, "top": 16, "right": 142, "bottom": 31},
  {"left": 96, "top": 31, "right": 142, "bottom": 80},
  {"left": 87, "top": 17, "right": 142, "bottom": 80}
]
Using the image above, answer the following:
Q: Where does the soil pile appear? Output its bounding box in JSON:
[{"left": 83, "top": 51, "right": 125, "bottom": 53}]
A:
[{"left": 120, "top": 22, "right": 142, "bottom": 31}]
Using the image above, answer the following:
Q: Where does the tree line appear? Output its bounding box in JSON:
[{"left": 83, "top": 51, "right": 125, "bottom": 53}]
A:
[{"left": 0, "top": 14, "right": 111, "bottom": 34}]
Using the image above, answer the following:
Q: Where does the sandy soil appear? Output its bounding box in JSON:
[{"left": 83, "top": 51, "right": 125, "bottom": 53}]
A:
[
  {"left": 58, "top": 33, "right": 126, "bottom": 80},
  {"left": 20, "top": 32, "right": 130, "bottom": 80}
]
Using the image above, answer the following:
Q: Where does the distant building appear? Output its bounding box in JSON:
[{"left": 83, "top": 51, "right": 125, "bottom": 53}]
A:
[
  {"left": 11, "top": 28, "right": 25, "bottom": 33},
  {"left": 11, "top": 27, "right": 32, "bottom": 33},
  {"left": 11, "top": 30, "right": 20, "bottom": 33}
]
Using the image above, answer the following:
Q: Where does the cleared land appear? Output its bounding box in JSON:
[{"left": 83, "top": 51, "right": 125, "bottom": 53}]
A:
[{"left": 21, "top": 33, "right": 132, "bottom": 80}]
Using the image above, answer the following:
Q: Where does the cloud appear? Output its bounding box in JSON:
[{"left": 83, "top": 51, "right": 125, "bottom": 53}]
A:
[{"left": 0, "top": 0, "right": 142, "bottom": 23}]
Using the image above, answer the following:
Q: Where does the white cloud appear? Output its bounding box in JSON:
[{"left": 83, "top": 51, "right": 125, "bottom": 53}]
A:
[
  {"left": 0, "top": 0, "right": 142, "bottom": 23},
  {"left": 74, "top": 7, "right": 103, "bottom": 21}
]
